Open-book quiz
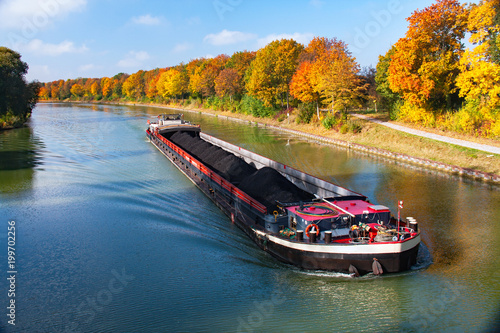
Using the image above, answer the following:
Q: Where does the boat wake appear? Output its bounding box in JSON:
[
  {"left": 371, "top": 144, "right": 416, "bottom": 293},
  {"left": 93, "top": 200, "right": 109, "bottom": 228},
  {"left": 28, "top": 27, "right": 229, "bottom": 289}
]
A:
[{"left": 291, "top": 243, "right": 432, "bottom": 279}]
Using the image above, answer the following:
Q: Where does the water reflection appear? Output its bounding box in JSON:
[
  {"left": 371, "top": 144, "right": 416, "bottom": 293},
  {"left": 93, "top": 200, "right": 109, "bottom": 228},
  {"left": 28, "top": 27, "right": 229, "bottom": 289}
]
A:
[{"left": 0, "top": 126, "right": 43, "bottom": 193}]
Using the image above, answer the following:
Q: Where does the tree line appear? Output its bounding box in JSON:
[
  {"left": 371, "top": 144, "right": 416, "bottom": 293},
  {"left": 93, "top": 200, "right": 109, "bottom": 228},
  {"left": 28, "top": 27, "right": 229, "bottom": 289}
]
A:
[{"left": 39, "top": 0, "right": 500, "bottom": 138}]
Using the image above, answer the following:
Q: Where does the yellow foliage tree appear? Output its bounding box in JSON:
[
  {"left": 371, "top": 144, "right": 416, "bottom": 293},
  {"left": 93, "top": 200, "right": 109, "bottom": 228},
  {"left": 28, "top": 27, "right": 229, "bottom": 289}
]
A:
[
  {"left": 122, "top": 71, "right": 144, "bottom": 99},
  {"left": 157, "top": 68, "right": 188, "bottom": 101},
  {"left": 311, "top": 39, "right": 365, "bottom": 112},
  {"left": 246, "top": 39, "right": 303, "bottom": 107},
  {"left": 90, "top": 81, "right": 101, "bottom": 97},
  {"left": 457, "top": 0, "right": 500, "bottom": 110}
]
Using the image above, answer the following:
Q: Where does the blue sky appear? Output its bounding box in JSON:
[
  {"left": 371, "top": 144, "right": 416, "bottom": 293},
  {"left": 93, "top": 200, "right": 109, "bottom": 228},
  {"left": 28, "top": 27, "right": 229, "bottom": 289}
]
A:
[{"left": 0, "top": 0, "right": 443, "bottom": 82}]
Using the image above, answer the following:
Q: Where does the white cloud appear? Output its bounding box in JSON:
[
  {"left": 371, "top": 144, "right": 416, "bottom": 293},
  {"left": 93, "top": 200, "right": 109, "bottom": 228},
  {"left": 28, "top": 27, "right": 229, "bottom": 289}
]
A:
[
  {"left": 0, "top": 0, "right": 87, "bottom": 30},
  {"left": 257, "top": 32, "right": 315, "bottom": 48},
  {"left": 203, "top": 29, "right": 257, "bottom": 46},
  {"left": 172, "top": 42, "right": 192, "bottom": 53},
  {"left": 117, "top": 51, "right": 150, "bottom": 68},
  {"left": 131, "top": 14, "right": 162, "bottom": 26},
  {"left": 21, "top": 39, "right": 88, "bottom": 56}
]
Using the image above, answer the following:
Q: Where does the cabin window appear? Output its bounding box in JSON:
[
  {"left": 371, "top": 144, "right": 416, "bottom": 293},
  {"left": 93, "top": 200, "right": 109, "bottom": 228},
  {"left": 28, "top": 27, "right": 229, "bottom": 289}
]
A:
[{"left": 290, "top": 216, "right": 297, "bottom": 230}]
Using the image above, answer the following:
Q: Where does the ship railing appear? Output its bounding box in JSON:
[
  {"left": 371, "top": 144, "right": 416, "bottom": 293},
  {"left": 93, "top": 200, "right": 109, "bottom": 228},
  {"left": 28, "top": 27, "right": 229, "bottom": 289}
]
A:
[
  {"left": 398, "top": 226, "right": 416, "bottom": 234},
  {"left": 152, "top": 131, "right": 268, "bottom": 214}
]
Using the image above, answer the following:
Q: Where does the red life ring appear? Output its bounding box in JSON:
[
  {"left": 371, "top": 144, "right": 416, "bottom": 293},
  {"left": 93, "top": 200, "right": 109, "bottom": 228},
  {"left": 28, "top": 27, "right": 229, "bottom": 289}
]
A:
[{"left": 305, "top": 223, "right": 320, "bottom": 238}]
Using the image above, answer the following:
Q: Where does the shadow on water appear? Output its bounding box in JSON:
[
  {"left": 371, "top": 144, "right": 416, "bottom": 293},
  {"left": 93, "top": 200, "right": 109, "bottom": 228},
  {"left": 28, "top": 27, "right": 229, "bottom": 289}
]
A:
[{"left": 0, "top": 126, "right": 44, "bottom": 193}]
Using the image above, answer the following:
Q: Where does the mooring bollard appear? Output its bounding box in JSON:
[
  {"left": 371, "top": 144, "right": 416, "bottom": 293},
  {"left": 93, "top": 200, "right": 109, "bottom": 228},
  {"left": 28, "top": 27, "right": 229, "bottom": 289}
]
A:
[
  {"left": 296, "top": 230, "right": 303, "bottom": 242},
  {"left": 309, "top": 231, "right": 316, "bottom": 243},
  {"left": 324, "top": 231, "right": 332, "bottom": 244}
]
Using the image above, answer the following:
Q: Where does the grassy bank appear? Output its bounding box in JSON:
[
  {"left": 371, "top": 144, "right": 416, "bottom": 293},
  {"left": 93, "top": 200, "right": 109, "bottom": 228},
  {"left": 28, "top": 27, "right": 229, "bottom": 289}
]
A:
[
  {"left": 169, "top": 103, "right": 500, "bottom": 177},
  {"left": 40, "top": 100, "right": 500, "bottom": 177}
]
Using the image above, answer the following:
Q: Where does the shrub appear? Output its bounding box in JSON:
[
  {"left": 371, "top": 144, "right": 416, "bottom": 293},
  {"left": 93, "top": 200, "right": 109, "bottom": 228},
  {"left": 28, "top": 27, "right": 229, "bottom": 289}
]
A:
[
  {"left": 398, "top": 101, "right": 436, "bottom": 126},
  {"left": 239, "top": 95, "right": 276, "bottom": 118},
  {"left": 321, "top": 113, "right": 339, "bottom": 130},
  {"left": 339, "top": 123, "right": 349, "bottom": 134},
  {"left": 296, "top": 103, "right": 315, "bottom": 124},
  {"left": 346, "top": 119, "right": 363, "bottom": 133}
]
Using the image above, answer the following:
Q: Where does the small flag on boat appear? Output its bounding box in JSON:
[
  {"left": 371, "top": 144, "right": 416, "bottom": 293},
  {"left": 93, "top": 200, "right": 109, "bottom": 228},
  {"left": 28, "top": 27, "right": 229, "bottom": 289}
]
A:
[{"left": 398, "top": 200, "right": 403, "bottom": 209}]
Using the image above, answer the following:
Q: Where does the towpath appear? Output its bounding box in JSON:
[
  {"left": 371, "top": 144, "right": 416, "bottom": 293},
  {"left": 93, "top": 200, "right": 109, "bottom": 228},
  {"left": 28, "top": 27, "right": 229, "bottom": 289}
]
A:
[{"left": 351, "top": 113, "right": 500, "bottom": 155}]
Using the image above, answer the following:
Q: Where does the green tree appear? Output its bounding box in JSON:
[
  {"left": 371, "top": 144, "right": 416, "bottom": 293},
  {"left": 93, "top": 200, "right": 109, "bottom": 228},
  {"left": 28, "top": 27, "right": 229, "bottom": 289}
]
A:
[
  {"left": 375, "top": 46, "right": 401, "bottom": 117},
  {"left": 0, "top": 47, "right": 39, "bottom": 127}
]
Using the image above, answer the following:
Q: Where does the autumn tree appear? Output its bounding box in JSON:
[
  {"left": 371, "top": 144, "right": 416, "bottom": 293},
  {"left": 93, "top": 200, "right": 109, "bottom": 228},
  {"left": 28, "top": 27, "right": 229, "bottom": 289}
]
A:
[
  {"left": 313, "top": 40, "right": 366, "bottom": 112},
  {"left": 60, "top": 79, "right": 72, "bottom": 99},
  {"left": 291, "top": 37, "right": 364, "bottom": 117},
  {"left": 227, "top": 51, "right": 255, "bottom": 78},
  {"left": 215, "top": 68, "right": 241, "bottom": 100},
  {"left": 290, "top": 61, "right": 316, "bottom": 106},
  {"left": 456, "top": 0, "right": 500, "bottom": 135},
  {"left": 144, "top": 68, "right": 165, "bottom": 100},
  {"left": 101, "top": 77, "right": 113, "bottom": 98},
  {"left": 90, "top": 80, "right": 101, "bottom": 98},
  {"left": 291, "top": 37, "right": 339, "bottom": 119},
  {"left": 70, "top": 83, "right": 84, "bottom": 97},
  {"left": 157, "top": 67, "right": 188, "bottom": 101},
  {"left": 50, "top": 80, "right": 60, "bottom": 99},
  {"left": 186, "top": 58, "right": 205, "bottom": 98},
  {"left": 199, "top": 55, "right": 229, "bottom": 97},
  {"left": 39, "top": 85, "right": 50, "bottom": 100},
  {"left": 225, "top": 50, "right": 255, "bottom": 95},
  {"left": 388, "top": 0, "right": 468, "bottom": 111},
  {"left": 122, "top": 70, "right": 145, "bottom": 100},
  {"left": 246, "top": 39, "right": 303, "bottom": 108}
]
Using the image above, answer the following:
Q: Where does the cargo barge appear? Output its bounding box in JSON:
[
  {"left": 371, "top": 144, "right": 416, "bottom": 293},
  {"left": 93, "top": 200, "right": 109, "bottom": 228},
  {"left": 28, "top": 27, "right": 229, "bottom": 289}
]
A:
[{"left": 146, "top": 114, "right": 421, "bottom": 275}]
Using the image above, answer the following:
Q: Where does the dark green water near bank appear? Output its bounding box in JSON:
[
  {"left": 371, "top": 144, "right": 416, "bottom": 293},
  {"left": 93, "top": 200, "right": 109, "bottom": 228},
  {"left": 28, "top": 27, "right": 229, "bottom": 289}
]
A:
[{"left": 0, "top": 103, "right": 499, "bottom": 332}]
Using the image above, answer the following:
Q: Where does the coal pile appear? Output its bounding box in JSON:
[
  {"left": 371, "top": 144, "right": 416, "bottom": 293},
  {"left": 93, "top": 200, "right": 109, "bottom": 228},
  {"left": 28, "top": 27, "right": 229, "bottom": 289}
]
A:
[
  {"left": 168, "top": 131, "right": 314, "bottom": 211},
  {"left": 238, "top": 167, "right": 314, "bottom": 211}
]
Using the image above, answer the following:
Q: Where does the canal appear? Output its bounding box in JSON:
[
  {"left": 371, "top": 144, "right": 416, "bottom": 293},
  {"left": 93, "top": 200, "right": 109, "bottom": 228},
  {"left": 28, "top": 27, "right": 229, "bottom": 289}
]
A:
[{"left": 0, "top": 103, "right": 498, "bottom": 332}]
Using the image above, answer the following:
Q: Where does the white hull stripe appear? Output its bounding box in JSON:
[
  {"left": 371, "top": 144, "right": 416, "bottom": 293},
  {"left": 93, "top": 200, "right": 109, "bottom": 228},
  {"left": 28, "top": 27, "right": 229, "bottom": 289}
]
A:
[{"left": 254, "top": 230, "right": 420, "bottom": 255}]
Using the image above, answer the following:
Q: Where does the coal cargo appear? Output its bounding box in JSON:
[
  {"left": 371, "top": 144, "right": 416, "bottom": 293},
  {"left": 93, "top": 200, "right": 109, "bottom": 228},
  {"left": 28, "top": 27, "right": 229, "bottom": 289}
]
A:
[
  {"left": 167, "top": 131, "right": 314, "bottom": 210},
  {"left": 238, "top": 167, "right": 315, "bottom": 211}
]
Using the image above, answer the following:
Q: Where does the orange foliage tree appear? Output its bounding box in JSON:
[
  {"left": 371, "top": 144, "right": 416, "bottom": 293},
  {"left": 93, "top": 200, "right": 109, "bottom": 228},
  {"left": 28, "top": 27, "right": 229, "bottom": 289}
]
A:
[
  {"left": 291, "top": 37, "right": 364, "bottom": 118},
  {"left": 214, "top": 68, "right": 241, "bottom": 100},
  {"left": 388, "top": 0, "right": 468, "bottom": 113}
]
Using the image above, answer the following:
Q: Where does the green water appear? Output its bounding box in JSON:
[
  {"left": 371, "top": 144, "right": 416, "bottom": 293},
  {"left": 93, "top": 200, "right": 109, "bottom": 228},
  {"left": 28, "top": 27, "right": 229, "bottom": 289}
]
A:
[{"left": 0, "top": 103, "right": 498, "bottom": 332}]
